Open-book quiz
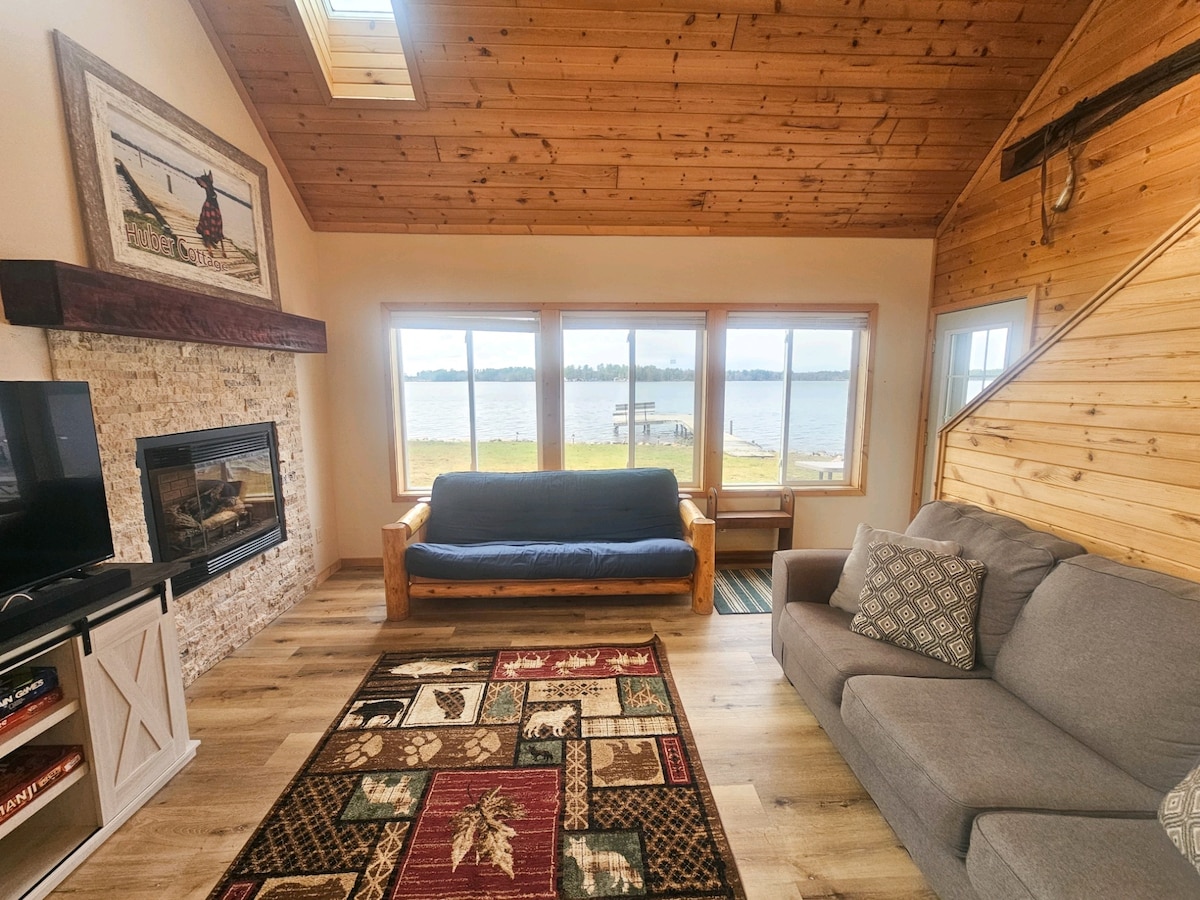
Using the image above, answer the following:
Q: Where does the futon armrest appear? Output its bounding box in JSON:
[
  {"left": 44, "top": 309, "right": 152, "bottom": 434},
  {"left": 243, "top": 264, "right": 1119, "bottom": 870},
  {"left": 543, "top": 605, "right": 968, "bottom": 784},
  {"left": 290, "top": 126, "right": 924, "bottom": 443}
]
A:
[
  {"left": 392, "top": 501, "right": 431, "bottom": 542},
  {"left": 382, "top": 501, "right": 432, "bottom": 621},
  {"left": 679, "top": 498, "right": 716, "bottom": 615},
  {"left": 678, "top": 497, "right": 710, "bottom": 539}
]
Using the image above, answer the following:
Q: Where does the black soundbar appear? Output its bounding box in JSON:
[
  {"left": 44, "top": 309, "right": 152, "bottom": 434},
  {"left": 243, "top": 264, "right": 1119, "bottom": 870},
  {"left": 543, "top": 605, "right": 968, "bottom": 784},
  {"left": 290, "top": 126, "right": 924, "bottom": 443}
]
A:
[{"left": 0, "top": 566, "right": 134, "bottom": 644}]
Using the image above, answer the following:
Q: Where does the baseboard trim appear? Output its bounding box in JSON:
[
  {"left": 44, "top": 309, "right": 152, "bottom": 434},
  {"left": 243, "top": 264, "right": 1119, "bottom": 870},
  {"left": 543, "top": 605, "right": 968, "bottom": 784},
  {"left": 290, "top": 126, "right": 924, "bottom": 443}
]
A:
[
  {"left": 340, "top": 557, "right": 384, "bottom": 568},
  {"left": 316, "top": 559, "right": 343, "bottom": 584}
]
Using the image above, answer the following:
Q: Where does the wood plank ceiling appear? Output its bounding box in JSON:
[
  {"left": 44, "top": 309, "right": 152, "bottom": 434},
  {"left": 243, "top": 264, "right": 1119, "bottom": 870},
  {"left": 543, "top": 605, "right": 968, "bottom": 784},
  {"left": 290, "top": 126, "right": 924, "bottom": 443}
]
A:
[{"left": 192, "top": 0, "right": 1094, "bottom": 236}]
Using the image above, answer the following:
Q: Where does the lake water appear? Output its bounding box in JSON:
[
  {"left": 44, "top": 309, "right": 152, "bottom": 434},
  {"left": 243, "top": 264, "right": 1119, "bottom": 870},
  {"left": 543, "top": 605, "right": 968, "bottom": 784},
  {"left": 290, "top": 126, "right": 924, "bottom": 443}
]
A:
[{"left": 403, "top": 380, "right": 849, "bottom": 454}]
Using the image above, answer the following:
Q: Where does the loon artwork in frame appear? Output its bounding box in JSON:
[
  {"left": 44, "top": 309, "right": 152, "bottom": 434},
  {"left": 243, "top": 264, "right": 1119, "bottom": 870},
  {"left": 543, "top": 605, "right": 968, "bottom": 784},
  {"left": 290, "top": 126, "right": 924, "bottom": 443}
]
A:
[{"left": 53, "top": 31, "right": 281, "bottom": 310}]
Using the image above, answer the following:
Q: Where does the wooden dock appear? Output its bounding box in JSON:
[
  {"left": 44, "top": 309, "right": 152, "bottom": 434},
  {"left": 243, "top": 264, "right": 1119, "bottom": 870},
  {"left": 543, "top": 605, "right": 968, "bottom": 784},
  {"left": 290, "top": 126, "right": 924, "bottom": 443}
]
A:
[{"left": 611, "top": 403, "right": 771, "bottom": 457}]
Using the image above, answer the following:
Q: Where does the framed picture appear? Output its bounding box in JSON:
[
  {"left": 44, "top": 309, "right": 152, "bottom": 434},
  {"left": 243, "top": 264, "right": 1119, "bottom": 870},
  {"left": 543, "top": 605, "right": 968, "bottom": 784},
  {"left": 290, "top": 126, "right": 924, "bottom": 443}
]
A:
[{"left": 54, "top": 31, "right": 281, "bottom": 309}]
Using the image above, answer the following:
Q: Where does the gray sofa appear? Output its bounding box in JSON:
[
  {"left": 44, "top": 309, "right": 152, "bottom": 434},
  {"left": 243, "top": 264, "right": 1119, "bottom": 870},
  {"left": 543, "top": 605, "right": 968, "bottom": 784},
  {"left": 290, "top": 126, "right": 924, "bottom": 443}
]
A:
[{"left": 771, "top": 500, "right": 1200, "bottom": 899}]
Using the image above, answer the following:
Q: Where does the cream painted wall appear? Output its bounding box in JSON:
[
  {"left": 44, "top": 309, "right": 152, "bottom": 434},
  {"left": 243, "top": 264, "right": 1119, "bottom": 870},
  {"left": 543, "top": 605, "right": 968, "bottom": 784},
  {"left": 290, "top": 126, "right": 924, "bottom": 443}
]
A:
[
  {"left": 0, "top": 0, "right": 339, "bottom": 574},
  {"left": 318, "top": 234, "right": 935, "bottom": 558}
]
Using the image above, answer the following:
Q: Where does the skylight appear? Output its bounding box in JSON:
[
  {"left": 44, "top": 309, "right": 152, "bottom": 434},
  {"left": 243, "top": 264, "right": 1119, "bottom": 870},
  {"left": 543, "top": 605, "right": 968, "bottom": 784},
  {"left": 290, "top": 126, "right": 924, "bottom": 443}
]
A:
[
  {"left": 323, "top": 0, "right": 394, "bottom": 18},
  {"left": 293, "top": 0, "right": 424, "bottom": 104}
]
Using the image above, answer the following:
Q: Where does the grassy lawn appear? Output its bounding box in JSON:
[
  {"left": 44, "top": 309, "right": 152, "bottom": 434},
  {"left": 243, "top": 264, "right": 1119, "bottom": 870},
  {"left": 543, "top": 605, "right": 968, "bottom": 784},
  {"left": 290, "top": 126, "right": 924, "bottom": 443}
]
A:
[{"left": 405, "top": 440, "right": 841, "bottom": 489}]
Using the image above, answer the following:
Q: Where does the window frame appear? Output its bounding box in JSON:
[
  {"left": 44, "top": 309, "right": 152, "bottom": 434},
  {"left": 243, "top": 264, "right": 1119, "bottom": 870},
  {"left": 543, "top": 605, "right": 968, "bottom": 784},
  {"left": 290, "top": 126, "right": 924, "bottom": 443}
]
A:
[
  {"left": 719, "top": 309, "right": 874, "bottom": 494},
  {"left": 385, "top": 302, "right": 876, "bottom": 501},
  {"left": 560, "top": 310, "right": 706, "bottom": 482}
]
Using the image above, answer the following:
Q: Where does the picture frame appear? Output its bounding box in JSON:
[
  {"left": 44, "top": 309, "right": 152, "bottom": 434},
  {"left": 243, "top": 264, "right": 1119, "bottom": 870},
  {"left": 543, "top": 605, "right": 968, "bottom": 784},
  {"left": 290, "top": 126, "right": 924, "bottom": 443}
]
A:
[{"left": 54, "top": 31, "right": 281, "bottom": 310}]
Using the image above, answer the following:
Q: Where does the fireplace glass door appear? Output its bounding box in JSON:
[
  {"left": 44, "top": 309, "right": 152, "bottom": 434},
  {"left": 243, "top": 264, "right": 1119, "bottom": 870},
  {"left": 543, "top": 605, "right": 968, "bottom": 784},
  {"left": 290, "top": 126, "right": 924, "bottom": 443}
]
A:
[{"left": 137, "top": 423, "right": 286, "bottom": 593}]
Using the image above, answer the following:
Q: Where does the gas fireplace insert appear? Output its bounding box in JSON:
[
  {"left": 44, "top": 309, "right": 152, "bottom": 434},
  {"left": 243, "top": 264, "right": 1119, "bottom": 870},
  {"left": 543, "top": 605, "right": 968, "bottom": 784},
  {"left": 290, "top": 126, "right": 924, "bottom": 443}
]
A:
[{"left": 136, "top": 422, "right": 286, "bottom": 594}]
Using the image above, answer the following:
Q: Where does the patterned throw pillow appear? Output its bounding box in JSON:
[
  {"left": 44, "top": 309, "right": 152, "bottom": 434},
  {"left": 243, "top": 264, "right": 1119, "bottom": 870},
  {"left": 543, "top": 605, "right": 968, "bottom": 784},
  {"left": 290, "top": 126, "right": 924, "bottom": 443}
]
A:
[
  {"left": 1160, "top": 761, "right": 1200, "bottom": 876},
  {"left": 850, "top": 542, "right": 986, "bottom": 670}
]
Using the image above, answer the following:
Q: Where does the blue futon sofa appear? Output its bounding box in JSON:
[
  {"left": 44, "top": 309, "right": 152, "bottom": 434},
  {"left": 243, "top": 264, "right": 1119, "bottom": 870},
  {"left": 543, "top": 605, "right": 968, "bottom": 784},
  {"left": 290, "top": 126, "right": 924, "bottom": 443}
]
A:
[{"left": 382, "top": 468, "right": 715, "bottom": 619}]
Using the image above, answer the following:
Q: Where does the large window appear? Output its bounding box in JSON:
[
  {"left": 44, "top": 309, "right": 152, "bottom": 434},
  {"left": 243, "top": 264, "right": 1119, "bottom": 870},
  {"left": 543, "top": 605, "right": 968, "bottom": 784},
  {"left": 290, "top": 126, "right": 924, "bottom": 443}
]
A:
[
  {"left": 723, "top": 312, "right": 869, "bottom": 486},
  {"left": 390, "top": 312, "right": 539, "bottom": 489},
  {"left": 387, "top": 305, "right": 873, "bottom": 495},
  {"left": 561, "top": 313, "right": 703, "bottom": 483}
]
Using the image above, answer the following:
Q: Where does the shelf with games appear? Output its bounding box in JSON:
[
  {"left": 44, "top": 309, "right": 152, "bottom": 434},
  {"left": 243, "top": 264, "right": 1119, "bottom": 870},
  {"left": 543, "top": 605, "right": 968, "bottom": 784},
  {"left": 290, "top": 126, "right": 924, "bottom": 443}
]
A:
[
  {"left": 0, "top": 565, "right": 195, "bottom": 900},
  {"left": 0, "top": 637, "right": 98, "bottom": 900},
  {"left": 0, "top": 698, "right": 81, "bottom": 760},
  {"left": 0, "top": 762, "right": 90, "bottom": 842}
]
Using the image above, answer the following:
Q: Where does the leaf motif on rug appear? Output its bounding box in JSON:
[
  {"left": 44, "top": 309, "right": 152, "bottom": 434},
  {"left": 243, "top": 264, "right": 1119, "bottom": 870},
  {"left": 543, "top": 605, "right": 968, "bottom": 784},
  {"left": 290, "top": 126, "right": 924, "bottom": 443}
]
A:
[{"left": 450, "top": 786, "right": 526, "bottom": 878}]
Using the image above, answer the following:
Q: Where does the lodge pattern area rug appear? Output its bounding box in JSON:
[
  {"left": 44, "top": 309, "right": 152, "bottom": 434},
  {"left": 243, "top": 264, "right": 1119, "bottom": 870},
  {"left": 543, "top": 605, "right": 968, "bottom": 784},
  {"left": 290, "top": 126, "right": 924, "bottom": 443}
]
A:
[
  {"left": 713, "top": 569, "right": 773, "bottom": 615},
  {"left": 208, "top": 638, "right": 745, "bottom": 900}
]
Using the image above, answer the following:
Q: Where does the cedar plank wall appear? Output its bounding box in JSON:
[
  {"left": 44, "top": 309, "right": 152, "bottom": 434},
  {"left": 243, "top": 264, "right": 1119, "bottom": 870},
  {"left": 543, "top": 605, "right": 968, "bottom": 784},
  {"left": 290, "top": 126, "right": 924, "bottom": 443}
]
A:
[
  {"left": 935, "top": 0, "right": 1200, "bottom": 336},
  {"left": 932, "top": 0, "right": 1200, "bottom": 583}
]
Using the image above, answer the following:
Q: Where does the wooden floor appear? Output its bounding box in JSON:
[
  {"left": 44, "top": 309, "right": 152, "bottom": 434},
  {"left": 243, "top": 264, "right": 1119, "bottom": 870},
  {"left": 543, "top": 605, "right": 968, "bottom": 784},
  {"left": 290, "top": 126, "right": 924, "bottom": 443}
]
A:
[{"left": 51, "top": 568, "right": 934, "bottom": 899}]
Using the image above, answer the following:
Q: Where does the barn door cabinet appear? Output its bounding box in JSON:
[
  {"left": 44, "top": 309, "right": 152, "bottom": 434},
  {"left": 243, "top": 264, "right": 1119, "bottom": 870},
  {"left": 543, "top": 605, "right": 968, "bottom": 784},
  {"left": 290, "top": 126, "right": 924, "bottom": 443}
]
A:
[{"left": 0, "top": 565, "right": 197, "bottom": 900}]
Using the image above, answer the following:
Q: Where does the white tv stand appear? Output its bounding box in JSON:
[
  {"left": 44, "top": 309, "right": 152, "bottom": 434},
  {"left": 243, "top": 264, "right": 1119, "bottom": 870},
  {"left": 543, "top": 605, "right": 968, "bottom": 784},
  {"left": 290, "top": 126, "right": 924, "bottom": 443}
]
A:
[{"left": 0, "top": 564, "right": 197, "bottom": 899}]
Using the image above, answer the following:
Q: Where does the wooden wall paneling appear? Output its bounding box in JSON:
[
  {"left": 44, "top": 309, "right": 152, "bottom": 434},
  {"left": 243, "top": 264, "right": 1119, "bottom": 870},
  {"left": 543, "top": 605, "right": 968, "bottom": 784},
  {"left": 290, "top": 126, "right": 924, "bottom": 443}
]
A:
[
  {"left": 943, "top": 430, "right": 1200, "bottom": 487},
  {"left": 935, "top": 191, "right": 1200, "bottom": 585},
  {"left": 1018, "top": 9, "right": 1200, "bottom": 128},
  {"left": 934, "top": 0, "right": 1200, "bottom": 318},
  {"left": 938, "top": 475, "right": 1200, "bottom": 583},
  {"left": 954, "top": 415, "right": 1200, "bottom": 464}
]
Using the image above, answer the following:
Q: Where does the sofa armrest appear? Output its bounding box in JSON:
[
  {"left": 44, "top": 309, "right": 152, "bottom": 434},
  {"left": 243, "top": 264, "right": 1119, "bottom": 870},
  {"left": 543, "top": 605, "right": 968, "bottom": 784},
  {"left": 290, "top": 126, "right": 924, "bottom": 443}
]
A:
[
  {"left": 383, "top": 501, "right": 431, "bottom": 621},
  {"left": 679, "top": 498, "right": 715, "bottom": 615},
  {"left": 771, "top": 548, "right": 851, "bottom": 647}
]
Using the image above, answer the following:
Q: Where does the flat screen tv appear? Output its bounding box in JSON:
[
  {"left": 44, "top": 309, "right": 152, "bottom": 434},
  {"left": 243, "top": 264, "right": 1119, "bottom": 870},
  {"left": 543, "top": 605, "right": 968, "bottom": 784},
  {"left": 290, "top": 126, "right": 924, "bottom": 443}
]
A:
[{"left": 0, "top": 381, "right": 115, "bottom": 602}]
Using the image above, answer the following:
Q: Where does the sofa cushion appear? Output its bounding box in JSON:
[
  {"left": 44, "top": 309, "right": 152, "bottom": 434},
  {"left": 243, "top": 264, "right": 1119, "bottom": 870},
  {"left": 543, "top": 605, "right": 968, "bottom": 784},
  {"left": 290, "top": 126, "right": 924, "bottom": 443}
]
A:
[
  {"left": 425, "top": 469, "right": 684, "bottom": 545},
  {"left": 968, "top": 813, "right": 1200, "bottom": 900},
  {"left": 850, "top": 543, "right": 985, "bottom": 670},
  {"left": 829, "top": 523, "right": 962, "bottom": 613},
  {"left": 1160, "top": 759, "right": 1200, "bottom": 877},
  {"left": 776, "top": 602, "right": 988, "bottom": 708},
  {"left": 995, "top": 555, "right": 1200, "bottom": 793},
  {"left": 406, "top": 538, "right": 696, "bottom": 580},
  {"left": 905, "top": 501, "right": 1085, "bottom": 668},
  {"left": 840, "top": 675, "right": 1162, "bottom": 857}
]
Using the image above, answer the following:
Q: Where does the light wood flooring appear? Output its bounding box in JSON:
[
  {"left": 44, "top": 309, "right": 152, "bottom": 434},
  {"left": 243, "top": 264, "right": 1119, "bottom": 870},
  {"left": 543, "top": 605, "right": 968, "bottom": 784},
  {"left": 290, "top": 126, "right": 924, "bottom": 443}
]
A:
[{"left": 52, "top": 568, "right": 935, "bottom": 899}]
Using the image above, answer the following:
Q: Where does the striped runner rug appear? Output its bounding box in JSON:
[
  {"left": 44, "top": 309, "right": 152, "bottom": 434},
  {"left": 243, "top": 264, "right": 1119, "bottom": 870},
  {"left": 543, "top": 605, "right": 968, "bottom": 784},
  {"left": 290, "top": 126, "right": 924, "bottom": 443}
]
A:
[{"left": 713, "top": 568, "right": 772, "bottom": 614}]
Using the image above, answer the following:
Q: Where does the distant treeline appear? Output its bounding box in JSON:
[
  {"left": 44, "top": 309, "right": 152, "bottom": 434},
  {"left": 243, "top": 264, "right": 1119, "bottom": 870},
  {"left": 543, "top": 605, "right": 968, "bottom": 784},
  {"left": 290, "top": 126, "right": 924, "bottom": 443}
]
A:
[{"left": 407, "top": 365, "right": 850, "bottom": 382}]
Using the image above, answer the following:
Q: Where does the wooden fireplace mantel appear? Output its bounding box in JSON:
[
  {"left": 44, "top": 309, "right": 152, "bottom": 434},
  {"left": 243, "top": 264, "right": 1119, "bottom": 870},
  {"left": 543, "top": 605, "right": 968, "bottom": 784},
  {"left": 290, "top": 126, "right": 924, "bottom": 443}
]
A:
[{"left": 0, "top": 260, "right": 326, "bottom": 353}]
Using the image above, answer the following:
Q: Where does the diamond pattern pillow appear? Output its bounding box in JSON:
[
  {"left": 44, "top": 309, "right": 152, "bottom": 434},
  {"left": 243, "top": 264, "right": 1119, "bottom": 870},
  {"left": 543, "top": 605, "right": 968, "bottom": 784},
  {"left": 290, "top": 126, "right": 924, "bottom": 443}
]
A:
[
  {"left": 1160, "top": 760, "right": 1200, "bottom": 876},
  {"left": 850, "top": 542, "right": 986, "bottom": 670}
]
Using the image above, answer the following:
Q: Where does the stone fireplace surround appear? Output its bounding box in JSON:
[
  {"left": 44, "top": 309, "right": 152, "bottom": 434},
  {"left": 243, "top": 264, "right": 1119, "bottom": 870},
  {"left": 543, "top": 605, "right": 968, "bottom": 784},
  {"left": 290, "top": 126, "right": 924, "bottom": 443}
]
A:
[{"left": 46, "top": 329, "right": 316, "bottom": 685}]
